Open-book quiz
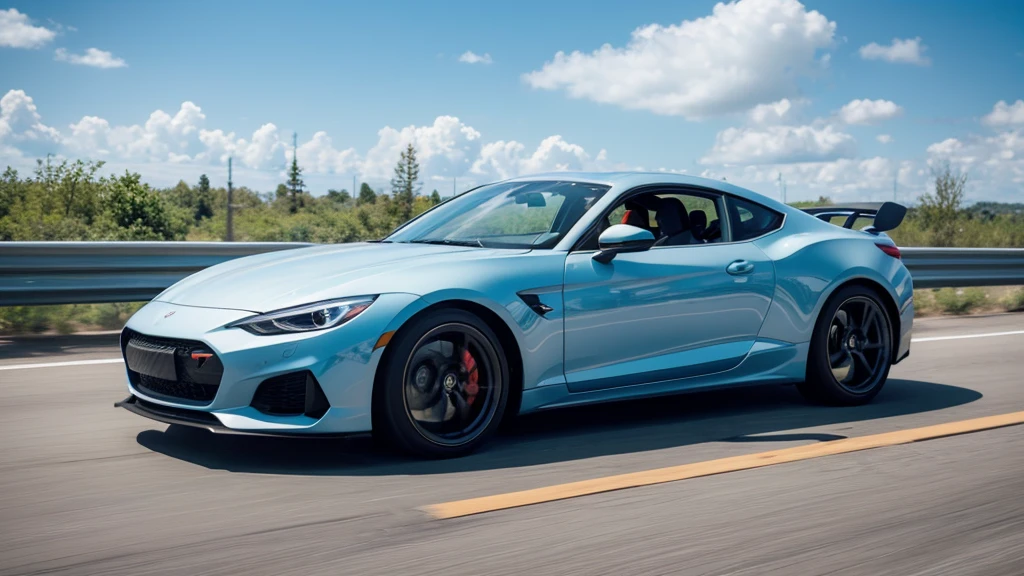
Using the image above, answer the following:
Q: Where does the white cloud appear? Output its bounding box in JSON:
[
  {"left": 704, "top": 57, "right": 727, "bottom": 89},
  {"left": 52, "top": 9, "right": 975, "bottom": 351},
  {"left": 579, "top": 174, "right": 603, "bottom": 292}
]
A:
[
  {"left": 748, "top": 98, "right": 804, "bottom": 125},
  {"left": 458, "top": 51, "right": 493, "bottom": 65},
  {"left": 876, "top": 134, "right": 893, "bottom": 144},
  {"left": 471, "top": 135, "right": 607, "bottom": 181},
  {"left": 982, "top": 100, "right": 1024, "bottom": 127},
  {"left": 858, "top": 37, "right": 929, "bottom": 65},
  {"left": 55, "top": 47, "right": 128, "bottom": 69},
  {"left": 701, "top": 157, "right": 920, "bottom": 201},
  {"left": 701, "top": 122, "right": 855, "bottom": 165},
  {"left": 0, "top": 90, "right": 60, "bottom": 146},
  {"left": 926, "top": 130, "right": 1024, "bottom": 196},
  {"left": 523, "top": 0, "right": 835, "bottom": 119},
  {"left": 0, "top": 8, "right": 56, "bottom": 49},
  {"left": 838, "top": 99, "right": 903, "bottom": 125}
]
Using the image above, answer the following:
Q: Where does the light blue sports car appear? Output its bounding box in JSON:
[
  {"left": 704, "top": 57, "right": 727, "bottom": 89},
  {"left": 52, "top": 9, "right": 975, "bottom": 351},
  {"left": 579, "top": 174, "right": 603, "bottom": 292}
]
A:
[{"left": 117, "top": 172, "right": 913, "bottom": 458}]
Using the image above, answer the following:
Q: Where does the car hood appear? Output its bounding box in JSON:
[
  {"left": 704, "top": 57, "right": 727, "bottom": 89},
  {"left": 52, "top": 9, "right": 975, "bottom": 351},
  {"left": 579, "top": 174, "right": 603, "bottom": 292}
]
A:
[{"left": 155, "top": 242, "right": 530, "bottom": 313}]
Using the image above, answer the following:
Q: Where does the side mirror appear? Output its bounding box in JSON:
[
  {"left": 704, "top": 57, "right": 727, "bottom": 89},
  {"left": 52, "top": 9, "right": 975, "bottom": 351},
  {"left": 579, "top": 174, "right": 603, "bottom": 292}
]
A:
[{"left": 593, "top": 224, "right": 656, "bottom": 264}]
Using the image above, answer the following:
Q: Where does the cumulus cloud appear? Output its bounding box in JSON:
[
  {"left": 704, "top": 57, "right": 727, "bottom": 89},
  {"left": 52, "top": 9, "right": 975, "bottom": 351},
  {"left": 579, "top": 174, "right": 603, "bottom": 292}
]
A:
[
  {"left": 838, "top": 99, "right": 903, "bottom": 125},
  {"left": 0, "top": 89, "right": 60, "bottom": 145},
  {"left": 982, "top": 100, "right": 1024, "bottom": 127},
  {"left": 2, "top": 89, "right": 609, "bottom": 192},
  {"left": 926, "top": 130, "right": 1024, "bottom": 194},
  {"left": 701, "top": 157, "right": 918, "bottom": 201},
  {"left": 876, "top": 134, "right": 893, "bottom": 144},
  {"left": 458, "top": 51, "right": 492, "bottom": 65},
  {"left": 523, "top": 0, "right": 835, "bottom": 119},
  {"left": 55, "top": 47, "right": 128, "bottom": 69},
  {"left": 748, "top": 98, "right": 804, "bottom": 125},
  {"left": 472, "top": 135, "right": 607, "bottom": 180},
  {"left": 65, "top": 101, "right": 206, "bottom": 160},
  {"left": 0, "top": 8, "right": 56, "bottom": 49},
  {"left": 858, "top": 37, "right": 930, "bottom": 65},
  {"left": 701, "top": 123, "right": 855, "bottom": 165}
]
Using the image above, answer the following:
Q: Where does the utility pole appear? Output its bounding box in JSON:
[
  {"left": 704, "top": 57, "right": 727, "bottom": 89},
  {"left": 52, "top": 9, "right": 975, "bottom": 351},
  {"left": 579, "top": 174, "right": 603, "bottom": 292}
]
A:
[
  {"left": 777, "top": 172, "right": 787, "bottom": 204},
  {"left": 353, "top": 175, "right": 356, "bottom": 199},
  {"left": 452, "top": 177, "right": 456, "bottom": 197},
  {"left": 226, "top": 157, "right": 234, "bottom": 242}
]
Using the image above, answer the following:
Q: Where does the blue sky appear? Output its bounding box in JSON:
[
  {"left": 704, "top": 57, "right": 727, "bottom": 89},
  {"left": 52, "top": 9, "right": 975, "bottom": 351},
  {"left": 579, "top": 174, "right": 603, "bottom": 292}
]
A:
[{"left": 1, "top": 0, "right": 1023, "bottom": 202}]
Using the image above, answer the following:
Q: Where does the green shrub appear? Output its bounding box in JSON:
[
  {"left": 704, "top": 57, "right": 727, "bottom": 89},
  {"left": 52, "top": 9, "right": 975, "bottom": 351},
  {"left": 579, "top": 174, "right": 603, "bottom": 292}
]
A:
[
  {"left": 934, "top": 288, "right": 987, "bottom": 315},
  {"left": 1003, "top": 288, "right": 1024, "bottom": 312}
]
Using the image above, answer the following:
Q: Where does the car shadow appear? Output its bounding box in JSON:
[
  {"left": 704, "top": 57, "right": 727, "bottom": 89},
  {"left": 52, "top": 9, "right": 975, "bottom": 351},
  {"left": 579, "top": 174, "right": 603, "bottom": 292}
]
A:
[{"left": 135, "top": 379, "right": 982, "bottom": 476}]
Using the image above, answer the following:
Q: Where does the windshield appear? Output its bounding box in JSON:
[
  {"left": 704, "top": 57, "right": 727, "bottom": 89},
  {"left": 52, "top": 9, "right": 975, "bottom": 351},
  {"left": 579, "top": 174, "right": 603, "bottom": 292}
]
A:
[{"left": 385, "top": 180, "right": 611, "bottom": 249}]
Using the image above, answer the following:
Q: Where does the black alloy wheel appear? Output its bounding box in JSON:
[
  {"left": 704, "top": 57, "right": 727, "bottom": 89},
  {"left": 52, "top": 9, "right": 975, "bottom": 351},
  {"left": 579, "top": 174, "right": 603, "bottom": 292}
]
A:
[
  {"left": 799, "top": 285, "right": 894, "bottom": 405},
  {"left": 375, "top": 309, "right": 509, "bottom": 458}
]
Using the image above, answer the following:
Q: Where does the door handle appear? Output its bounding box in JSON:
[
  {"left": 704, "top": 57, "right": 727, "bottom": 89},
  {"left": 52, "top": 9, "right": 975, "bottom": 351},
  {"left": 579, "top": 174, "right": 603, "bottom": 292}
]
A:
[{"left": 727, "top": 260, "right": 755, "bottom": 275}]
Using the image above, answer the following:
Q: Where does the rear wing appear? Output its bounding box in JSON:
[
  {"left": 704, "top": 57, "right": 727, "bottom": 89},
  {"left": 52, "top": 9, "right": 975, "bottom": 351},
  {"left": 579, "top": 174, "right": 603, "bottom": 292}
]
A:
[{"left": 801, "top": 202, "right": 907, "bottom": 233}]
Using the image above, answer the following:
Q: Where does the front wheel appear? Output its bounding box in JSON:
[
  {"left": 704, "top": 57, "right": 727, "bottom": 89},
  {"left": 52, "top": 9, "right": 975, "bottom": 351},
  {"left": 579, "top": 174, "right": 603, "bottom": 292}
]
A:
[
  {"left": 798, "top": 286, "right": 893, "bottom": 405},
  {"left": 374, "top": 309, "right": 509, "bottom": 458}
]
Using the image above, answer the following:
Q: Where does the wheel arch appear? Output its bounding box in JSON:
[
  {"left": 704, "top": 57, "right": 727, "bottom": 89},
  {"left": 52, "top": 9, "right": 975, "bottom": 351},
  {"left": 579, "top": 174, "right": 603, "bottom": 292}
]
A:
[{"left": 370, "top": 299, "right": 525, "bottom": 430}]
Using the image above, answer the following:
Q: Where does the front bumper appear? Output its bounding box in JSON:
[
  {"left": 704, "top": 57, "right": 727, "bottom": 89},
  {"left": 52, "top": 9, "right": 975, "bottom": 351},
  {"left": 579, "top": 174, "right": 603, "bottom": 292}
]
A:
[{"left": 119, "top": 294, "right": 420, "bottom": 435}]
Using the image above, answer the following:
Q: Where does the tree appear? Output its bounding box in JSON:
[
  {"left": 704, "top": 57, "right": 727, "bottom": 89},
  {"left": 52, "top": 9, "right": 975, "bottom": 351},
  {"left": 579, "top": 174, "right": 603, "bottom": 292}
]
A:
[
  {"left": 104, "top": 171, "right": 181, "bottom": 240},
  {"left": 358, "top": 182, "right": 377, "bottom": 205},
  {"left": 430, "top": 189, "right": 442, "bottom": 205},
  {"left": 326, "top": 188, "right": 351, "bottom": 204},
  {"left": 918, "top": 163, "right": 967, "bottom": 247},
  {"left": 194, "top": 174, "right": 214, "bottom": 221},
  {"left": 279, "top": 147, "right": 306, "bottom": 214},
  {"left": 390, "top": 143, "right": 421, "bottom": 221}
]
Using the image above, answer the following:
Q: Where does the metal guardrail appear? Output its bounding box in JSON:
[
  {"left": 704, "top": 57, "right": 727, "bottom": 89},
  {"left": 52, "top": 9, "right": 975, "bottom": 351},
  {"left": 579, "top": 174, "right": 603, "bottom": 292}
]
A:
[
  {"left": 0, "top": 242, "right": 1022, "bottom": 306},
  {"left": 900, "top": 247, "right": 1024, "bottom": 289},
  {"left": 0, "top": 242, "right": 311, "bottom": 306}
]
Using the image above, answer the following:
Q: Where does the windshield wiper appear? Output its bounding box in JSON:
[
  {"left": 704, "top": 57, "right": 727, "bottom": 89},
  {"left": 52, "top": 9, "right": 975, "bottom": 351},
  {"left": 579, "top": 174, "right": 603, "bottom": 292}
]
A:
[{"left": 408, "top": 239, "right": 485, "bottom": 248}]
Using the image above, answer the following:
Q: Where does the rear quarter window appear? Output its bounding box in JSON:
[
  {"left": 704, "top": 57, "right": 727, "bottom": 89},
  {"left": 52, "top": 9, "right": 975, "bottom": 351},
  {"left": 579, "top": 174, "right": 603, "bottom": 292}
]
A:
[{"left": 729, "top": 197, "right": 784, "bottom": 241}]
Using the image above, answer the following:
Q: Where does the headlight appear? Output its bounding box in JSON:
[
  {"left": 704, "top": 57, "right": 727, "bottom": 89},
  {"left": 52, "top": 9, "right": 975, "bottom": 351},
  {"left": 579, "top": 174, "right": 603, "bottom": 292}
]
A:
[{"left": 229, "top": 296, "right": 376, "bottom": 335}]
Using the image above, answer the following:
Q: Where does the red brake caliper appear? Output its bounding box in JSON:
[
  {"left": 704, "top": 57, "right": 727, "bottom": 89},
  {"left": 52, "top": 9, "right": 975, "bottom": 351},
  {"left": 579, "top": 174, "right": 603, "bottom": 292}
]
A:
[{"left": 461, "top": 349, "right": 479, "bottom": 406}]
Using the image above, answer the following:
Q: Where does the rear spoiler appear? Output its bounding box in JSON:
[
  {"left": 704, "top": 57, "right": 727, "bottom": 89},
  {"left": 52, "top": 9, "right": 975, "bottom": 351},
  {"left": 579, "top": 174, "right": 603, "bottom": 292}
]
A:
[{"left": 801, "top": 202, "right": 907, "bottom": 233}]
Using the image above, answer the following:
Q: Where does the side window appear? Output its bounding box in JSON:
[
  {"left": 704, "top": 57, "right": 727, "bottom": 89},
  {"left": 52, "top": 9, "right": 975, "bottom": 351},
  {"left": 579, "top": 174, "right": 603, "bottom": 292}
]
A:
[
  {"left": 576, "top": 189, "right": 728, "bottom": 251},
  {"left": 729, "top": 197, "right": 783, "bottom": 241}
]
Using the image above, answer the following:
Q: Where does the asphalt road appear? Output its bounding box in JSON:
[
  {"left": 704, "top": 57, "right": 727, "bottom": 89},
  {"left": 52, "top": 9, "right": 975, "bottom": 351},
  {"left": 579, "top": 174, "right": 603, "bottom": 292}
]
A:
[{"left": 1, "top": 313, "right": 1022, "bottom": 575}]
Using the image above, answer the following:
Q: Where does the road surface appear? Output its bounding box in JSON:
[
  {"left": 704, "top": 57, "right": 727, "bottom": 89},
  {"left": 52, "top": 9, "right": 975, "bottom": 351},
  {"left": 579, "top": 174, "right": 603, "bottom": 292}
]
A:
[{"left": 1, "top": 313, "right": 1022, "bottom": 575}]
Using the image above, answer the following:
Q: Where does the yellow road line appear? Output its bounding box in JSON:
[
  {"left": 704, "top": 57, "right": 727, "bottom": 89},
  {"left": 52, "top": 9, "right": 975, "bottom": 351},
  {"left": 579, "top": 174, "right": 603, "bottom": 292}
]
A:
[{"left": 423, "top": 410, "right": 1024, "bottom": 520}]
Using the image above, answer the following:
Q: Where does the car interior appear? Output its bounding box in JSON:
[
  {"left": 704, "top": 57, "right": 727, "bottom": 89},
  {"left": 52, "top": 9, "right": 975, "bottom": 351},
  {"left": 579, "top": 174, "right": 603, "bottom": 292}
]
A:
[{"left": 585, "top": 190, "right": 725, "bottom": 250}]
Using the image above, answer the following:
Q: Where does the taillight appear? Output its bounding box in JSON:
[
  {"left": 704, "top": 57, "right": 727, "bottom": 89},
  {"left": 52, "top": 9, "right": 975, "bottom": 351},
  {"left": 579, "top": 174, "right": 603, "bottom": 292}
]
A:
[{"left": 876, "top": 243, "right": 901, "bottom": 259}]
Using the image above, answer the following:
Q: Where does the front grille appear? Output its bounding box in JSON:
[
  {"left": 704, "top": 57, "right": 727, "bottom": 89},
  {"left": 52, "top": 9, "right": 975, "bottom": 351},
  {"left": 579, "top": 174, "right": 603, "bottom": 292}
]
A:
[
  {"left": 137, "top": 374, "right": 218, "bottom": 403},
  {"left": 122, "top": 328, "right": 223, "bottom": 405},
  {"left": 250, "top": 371, "right": 329, "bottom": 418}
]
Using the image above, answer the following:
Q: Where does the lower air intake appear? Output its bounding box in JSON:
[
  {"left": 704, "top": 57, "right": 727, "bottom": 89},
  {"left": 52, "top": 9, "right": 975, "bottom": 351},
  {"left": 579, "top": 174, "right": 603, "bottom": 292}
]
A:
[{"left": 250, "top": 371, "right": 329, "bottom": 419}]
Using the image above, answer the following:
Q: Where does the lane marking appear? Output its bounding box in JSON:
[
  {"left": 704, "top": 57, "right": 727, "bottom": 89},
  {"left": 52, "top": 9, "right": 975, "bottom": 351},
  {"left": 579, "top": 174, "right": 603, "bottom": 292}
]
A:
[
  {"left": 423, "top": 410, "right": 1024, "bottom": 520},
  {"left": 0, "top": 358, "right": 123, "bottom": 371},
  {"left": 911, "top": 329, "right": 1024, "bottom": 343}
]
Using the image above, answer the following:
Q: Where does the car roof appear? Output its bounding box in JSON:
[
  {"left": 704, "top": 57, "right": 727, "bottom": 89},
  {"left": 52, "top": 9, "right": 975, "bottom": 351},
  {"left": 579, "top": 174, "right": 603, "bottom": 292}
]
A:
[{"left": 505, "top": 171, "right": 793, "bottom": 213}]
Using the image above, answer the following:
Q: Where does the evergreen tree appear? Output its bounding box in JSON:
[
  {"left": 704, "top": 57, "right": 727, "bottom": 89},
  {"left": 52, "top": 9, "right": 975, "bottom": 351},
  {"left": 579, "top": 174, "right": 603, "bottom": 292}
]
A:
[
  {"left": 430, "top": 189, "right": 442, "bottom": 205},
  {"left": 280, "top": 141, "right": 306, "bottom": 214},
  {"left": 390, "top": 143, "right": 420, "bottom": 221},
  {"left": 358, "top": 182, "right": 377, "bottom": 205},
  {"left": 194, "top": 174, "right": 214, "bottom": 221}
]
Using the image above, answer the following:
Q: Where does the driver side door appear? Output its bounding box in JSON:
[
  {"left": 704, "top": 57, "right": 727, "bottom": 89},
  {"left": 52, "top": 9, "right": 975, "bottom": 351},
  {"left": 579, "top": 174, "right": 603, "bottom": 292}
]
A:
[{"left": 561, "top": 190, "right": 777, "bottom": 393}]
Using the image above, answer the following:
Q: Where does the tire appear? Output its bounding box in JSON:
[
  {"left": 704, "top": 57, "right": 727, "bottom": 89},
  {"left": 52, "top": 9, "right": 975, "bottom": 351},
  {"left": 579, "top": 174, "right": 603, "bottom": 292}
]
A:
[
  {"left": 798, "top": 285, "right": 894, "bottom": 405},
  {"left": 373, "top": 309, "right": 509, "bottom": 458}
]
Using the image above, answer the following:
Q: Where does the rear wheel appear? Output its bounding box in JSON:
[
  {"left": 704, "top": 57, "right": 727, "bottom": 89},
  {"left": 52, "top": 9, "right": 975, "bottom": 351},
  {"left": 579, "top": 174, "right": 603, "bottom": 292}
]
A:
[
  {"left": 798, "top": 286, "right": 893, "bottom": 405},
  {"left": 374, "top": 309, "right": 509, "bottom": 458}
]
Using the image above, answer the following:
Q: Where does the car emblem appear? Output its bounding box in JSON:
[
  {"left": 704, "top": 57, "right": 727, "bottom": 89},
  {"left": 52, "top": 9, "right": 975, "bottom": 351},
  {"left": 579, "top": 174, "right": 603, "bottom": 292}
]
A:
[
  {"left": 164, "top": 311, "right": 176, "bottom": 318},
  {"left": 443, "top": 373, "right": 458, "bottom": 391}
]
